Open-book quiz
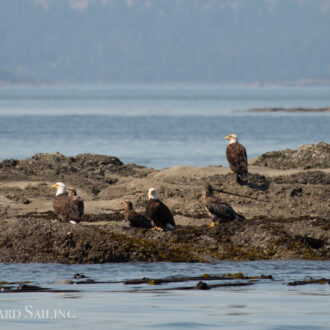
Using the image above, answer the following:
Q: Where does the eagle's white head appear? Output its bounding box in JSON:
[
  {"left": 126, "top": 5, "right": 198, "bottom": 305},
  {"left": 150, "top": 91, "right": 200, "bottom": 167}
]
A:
[
  {"left": 52, "top": 182, "right": 67, "bottom": 196},
  {"left": 225, "top": 134, "right": 238, "bottom": 144},
  {"left": 148, "top": 188, "right": 159, "bottom": 200}
]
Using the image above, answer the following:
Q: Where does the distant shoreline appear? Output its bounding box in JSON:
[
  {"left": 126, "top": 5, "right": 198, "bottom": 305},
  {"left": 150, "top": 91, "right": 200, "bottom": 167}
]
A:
[
  {"left": 248, "top": 107, "right": 330, "bottom": 113},
  {"left": 1, "top": 81, "right": 330, "bottom": 88}
]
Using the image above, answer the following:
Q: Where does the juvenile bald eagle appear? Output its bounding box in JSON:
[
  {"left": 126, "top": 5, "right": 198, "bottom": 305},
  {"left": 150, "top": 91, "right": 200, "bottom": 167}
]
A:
[
  {"left": 123, "top": 201, "right": 153, "bottom": 228},
  {"left": 52, "top": 182, "right": 84, "bottom": 224},
  {"left": 202, "top": 183, "right": 245, "bottom": 227},
  {"left": 146, "top": 188, "right": 176, "bottom": 231},
  {"left": 67, "top": 188, "right": 77, "bottom": 197},
  {"left": 225, "top": 134, "right": 248, "bottom": 184}
]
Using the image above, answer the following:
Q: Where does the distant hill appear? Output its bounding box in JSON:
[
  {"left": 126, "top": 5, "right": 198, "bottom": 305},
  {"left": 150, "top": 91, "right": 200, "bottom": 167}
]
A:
[{"left": 0, "top": 0, "right": 329, "bottom": 84}]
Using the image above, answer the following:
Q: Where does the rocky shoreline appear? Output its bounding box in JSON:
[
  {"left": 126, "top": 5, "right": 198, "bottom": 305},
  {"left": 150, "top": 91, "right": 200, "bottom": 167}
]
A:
[
  {"left": 247, "top": 107, "right": 330, "bottom": 112},
  {"left": 252, "top": 142, "right": 330, "bottom": 169},
  {"left": 0, "top": 143, "right": 329, "bottom": 263}
]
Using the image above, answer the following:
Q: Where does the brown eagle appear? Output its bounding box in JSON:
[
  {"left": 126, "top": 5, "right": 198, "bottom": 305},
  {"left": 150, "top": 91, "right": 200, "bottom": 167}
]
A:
[
  {"left": 225, "top": 134, "right": 248, "bottom": 184},
  {"left": 67, "top": 188, "right": 78, "bottom": 197},
  {"left": 202, "top": 182, "right": 245, "bottom": 227},
  {"left": 52, "top": 182, "right": 84, "bottom": 224},
  {"left": 146, "top": 188, "right": 176, "bottom": 231},
  {"left": 123, "top": 201, "right": 153, "bottom": 228}
]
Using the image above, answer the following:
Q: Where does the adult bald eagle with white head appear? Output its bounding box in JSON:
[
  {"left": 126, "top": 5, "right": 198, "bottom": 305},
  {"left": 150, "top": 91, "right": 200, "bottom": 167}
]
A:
[
  {"left": 52, "top": 182, "right": 84, "bottom": 224},
  {"left": 146, "top": 188, "right": 176, "bottom": 231},
  {"left": 225, "top": 134, "right": 248, "bottom": 184}
]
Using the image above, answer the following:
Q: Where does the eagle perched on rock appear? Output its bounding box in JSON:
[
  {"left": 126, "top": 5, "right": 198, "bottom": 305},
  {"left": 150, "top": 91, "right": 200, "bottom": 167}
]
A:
[
  {"left": 123, "top": 201, "right": 153, "bottom": 228},
  {"left": 146, "top": 188, "right": 176, "bottom": 231},
  {"left": 202, "top": 182, "right": 245, "bottom": 227},
  {"left": 52, "top": 182, "right": 84, "bottom": 224},
  {"left": 225, "top": 134, "right": 248, "bottom": 184}
]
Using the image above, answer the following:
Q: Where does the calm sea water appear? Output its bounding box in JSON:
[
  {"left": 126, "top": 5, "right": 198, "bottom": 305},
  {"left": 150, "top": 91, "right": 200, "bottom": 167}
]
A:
[
  {"left": 0, "top": 84, "right": 329, "bottom": 168},
  {"left": 0, "top": 261, "right": 329, "bottom": 329}
]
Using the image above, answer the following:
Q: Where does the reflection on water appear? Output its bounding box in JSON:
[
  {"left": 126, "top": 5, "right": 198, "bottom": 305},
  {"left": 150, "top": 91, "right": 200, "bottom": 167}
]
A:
[{"left": 0, "top": 261, "right": 329, "bottom": 329}]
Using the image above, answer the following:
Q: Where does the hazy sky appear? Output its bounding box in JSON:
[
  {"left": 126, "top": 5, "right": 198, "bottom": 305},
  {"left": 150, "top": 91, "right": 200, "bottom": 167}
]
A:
[{"left": 1, "top": 0, "right": 329, "bottom": 84}]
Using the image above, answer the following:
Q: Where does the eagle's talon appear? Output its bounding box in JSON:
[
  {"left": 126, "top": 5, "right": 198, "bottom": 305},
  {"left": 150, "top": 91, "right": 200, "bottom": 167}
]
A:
[{"left": 152, "top": 226, "right": 164, "bottom": 231}]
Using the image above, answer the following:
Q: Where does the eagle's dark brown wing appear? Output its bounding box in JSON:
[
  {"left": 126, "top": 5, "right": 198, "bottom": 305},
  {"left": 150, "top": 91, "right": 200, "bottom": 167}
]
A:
[
  {"left": 204, "top": 196, "right": 244, "bottom": 222},
  {"left": 127, "top": 211, "right": 153, "bottom": 228},
  {"left": 226, "top": 142, "right": 248, "bottom": 182},
  {"left": 53, "top": 193, "right": 84, "bottom": 223},
  {"left": 74, "top": 196, "right": 84, "bottom": 219},
  {"left": 146, "top": 199, "right": 176, "bottom": 230}
]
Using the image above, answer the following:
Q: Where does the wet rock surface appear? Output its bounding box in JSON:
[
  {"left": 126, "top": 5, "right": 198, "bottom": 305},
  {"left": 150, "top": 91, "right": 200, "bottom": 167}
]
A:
[
  {"left": 0, "top": 219, "right": 200, "bottom": 263},
  {"left": 0, "top": 146, "right": 329, "bottom": 263}
]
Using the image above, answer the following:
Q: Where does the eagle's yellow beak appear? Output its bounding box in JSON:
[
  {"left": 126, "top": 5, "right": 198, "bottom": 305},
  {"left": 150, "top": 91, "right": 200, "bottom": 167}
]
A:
[
  {"left": 224, "top": 135, "right": 230, "bottom": 140},
  {"left": 52, "top": 184, "right": 57, "bottom": 189}
]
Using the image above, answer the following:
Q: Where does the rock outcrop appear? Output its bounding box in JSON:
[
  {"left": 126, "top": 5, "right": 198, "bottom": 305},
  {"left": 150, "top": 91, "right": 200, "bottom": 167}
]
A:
[
  {"left": 252, "top": 142, "right": 330, "bottom": 169},
  {"left": 0, "top": 144, "right": 329, "bottom": 263}
]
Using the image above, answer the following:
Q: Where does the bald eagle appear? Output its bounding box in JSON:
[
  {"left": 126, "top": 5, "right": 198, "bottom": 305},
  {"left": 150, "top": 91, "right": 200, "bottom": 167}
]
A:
[
  {"left": 146, "top": 188, "right": 176, "bottom": 231},
  {"left": 123, "top": 201, "right": 153, "bottom": 228},
  {"left": 202, "top": 182, "right": 245, "bottom": 227},
  {"left": 52, "top": 182, "right": 84, "bottom": 224},
  {"left": 225, "top": 134, "right": 248, "bottom": 184},
  {"left": 67, "top": 188, "right": 78, "bottom": 197}
]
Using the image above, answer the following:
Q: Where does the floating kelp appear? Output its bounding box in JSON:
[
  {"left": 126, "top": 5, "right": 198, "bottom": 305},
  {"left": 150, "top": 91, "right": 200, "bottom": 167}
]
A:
[
  {"left": 287, "top": 278, "right": 330, "bottom": 286},
  {"left": 124, "top": 273, "right": 273, "bottom": 285},
  {"left": 0, "top": 283, "right": 79, "bottom": 293},
  {"left": 151, "top": 281, "right": 255, "bottom": 291},
  {"left": 125, "top": 274, "right": 226, "bottom": 285}
]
